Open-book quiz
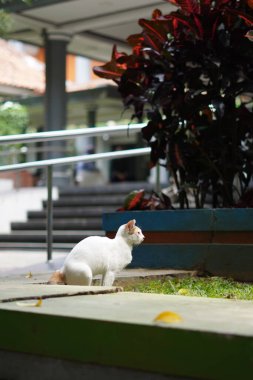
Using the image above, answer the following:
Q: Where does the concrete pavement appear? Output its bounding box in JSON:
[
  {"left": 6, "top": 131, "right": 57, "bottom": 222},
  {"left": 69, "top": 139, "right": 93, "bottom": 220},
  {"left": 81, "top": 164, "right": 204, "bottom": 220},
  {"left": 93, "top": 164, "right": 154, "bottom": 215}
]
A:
[
  {"left": 0, "top": 249, "right": 67, "bottom": 278},
  {"left": 1, "top": 283, "right": 253, "bottom": 337},
  {"left": 0, "top": 248, "right": 195, "bottom": 287},
  {"left": 0, "top": 280, "right": 253, "bottom": 379},
  {"left": 0, "top": 249, "right": 253, "bottom": 379}
]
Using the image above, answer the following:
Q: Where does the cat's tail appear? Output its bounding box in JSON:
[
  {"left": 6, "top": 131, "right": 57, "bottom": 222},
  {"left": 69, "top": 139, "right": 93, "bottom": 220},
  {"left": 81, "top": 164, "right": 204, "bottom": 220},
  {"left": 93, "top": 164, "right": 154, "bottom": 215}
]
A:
[{"left": 48, "top": 269, "right": 65, "bottom": 284}]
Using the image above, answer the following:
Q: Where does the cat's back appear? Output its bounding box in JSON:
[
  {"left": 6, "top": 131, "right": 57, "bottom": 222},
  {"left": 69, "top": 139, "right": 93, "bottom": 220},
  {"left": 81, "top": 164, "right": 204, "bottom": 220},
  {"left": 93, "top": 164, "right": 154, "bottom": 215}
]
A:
[
  {"left": 63, "top": 235, "right": 114, "bottom": 272},
  {"left": 67, "top": 235, "right": 113, "bottom": 259}
]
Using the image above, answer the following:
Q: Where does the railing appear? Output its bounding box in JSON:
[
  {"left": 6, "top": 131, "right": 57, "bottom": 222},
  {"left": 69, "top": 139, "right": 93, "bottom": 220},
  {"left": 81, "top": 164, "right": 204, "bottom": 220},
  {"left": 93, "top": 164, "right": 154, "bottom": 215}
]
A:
[{"left": 0, "top": 124, "right": 151, "bottom": 261}]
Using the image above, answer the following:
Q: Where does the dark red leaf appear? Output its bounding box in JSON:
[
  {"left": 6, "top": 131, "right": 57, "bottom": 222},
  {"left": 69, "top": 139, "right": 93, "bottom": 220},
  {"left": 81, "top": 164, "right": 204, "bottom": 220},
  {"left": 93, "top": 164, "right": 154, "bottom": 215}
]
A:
[
  {"left": 211, "top": 15, "right": 220, "bottom": 40},
  {"left": 152, "top": 8, "right": 163, "bottom": 20},
  {"left": 124, "top": 190, "right": 145, "bottom": 210},
  {"left": 142, "top": 31, "right": 163, "bottom": 50},
  {"left": 93, "top": 61, "right": 125, "bottom": 80},
  {"left": 227, "top": 9, "right": 253, "bottom": 26},
  {"left": 132, "top": 45, "right": 142, "bottom": 56},
  {"left": 174, "top": 144, "right": 185, "bottom": 168},
  {"left": 93, "top": 45, "right": 127, "bottom": 80},
  {"left": 248, "top": 0, "right": 253, "bottom": 10},
  {"left": 193, "top": 14, "right": 204, "bottom": 39},
  {"left": 161, "top": 192, "right": 173, "bottom": 209},
  {"left": 167, "top": 0, "right": 200, "bottom": 14},
  {"left": 167, "top": 12, "right": 199, "bottom": 36},
  {"left": 139, "top": 19, "right": 169, "bottom": 44},
  {"left": 116, "top": 207, "right": 125, "bottom": 211},
  {"left": 235, "top": 189, "right": 253, "bottom": 208},
  {"left": 216, "top": 0, "right": 231, "bottom": 8},
  {"left": 127, "top": 33, "right": 144, "bottom": 48},
  {"left": 199, "top": 0, "right": 212, "bottom": 14},
  {"left": 111, "top": 45, "right": 127, "bottom": 61}
]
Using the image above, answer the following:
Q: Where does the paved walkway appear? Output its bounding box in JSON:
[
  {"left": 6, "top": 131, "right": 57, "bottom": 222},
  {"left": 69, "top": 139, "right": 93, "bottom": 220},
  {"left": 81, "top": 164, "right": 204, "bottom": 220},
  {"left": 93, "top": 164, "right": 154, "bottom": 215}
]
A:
[
  {"left": 0, "top": 249, "right": 67, "bottom": 278},
  {"left": 0, "top": 278, "right": 253, "bottom": 379},
  {"left": 0, "top": 248, "right": 253, "bottom": 379},
  {"left": 0, "top": 249, "right": 194, "bottom": 285}
]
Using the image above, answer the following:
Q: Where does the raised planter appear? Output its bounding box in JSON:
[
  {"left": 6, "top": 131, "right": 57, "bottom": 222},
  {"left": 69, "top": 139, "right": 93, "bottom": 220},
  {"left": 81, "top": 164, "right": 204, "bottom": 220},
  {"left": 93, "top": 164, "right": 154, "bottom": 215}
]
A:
[{"left": 103, "top": 209, "right": 253, "bottom": 281}]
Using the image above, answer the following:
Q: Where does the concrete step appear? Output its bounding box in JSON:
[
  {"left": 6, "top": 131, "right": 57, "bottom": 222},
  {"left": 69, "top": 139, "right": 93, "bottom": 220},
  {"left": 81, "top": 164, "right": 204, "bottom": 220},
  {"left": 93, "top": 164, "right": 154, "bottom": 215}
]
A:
[
  {"left": 11, "top": 219, "right": 102, "bottom": 231},
  {"left": 1, "top": 183, "right": 150, "bottom": 250},
  {"left": 43, "top": 195, "right": 125, "bottom": 208},
  {"left": 59, "top": 182, "right": 153, "bottom": 196},
  {"left": 0, "top": 242, "right": 73, "bottom": 251},
  {"left": 27, "top": 207, "right": 115, "bottom": 219},
  {"left": 0, "top": 230, "right": 104, "bottom": 244}
]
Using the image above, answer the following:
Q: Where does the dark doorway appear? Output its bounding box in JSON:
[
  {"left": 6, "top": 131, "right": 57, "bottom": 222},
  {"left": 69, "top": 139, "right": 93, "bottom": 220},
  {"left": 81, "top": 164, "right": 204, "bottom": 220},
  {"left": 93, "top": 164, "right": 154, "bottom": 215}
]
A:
[{"left": 110, "top": 144, "right": 137, "bottom": 182}]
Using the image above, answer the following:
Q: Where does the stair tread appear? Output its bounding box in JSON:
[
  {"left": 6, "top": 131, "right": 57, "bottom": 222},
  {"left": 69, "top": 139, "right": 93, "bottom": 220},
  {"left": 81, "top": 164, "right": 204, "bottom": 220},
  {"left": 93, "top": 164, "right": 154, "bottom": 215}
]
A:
[
  {"left": 0, "top": 243, "right": 72, "bottom": 251},
  {"left": 0, "top": 231, "right": 105, "bottom": 244},
  {"left": 0, "top": 230, "right": 104, "bottom": 236},
  {"left": 12, "top": 219, "right": 101, "bottom": 225},
  {"left": 0, "top": 182, "right": 138, "bottom": 248},
  {"left": 45, "top": 200, "right": 123, "bottom": 207},
  {"left": 59, "top": 182, "right": 153, "bottom": 196},
  {"left": 53, "top": 195, "right": 125, "bottom": 201},
  {"left": 28, "top": 207, "right": 115, "bottom": 218},
  {"left": 43, "top": 200, "right": 122, "bottom": 207},
  {"left": 11, "top": 223, "right": 102, "bottom": 231}
]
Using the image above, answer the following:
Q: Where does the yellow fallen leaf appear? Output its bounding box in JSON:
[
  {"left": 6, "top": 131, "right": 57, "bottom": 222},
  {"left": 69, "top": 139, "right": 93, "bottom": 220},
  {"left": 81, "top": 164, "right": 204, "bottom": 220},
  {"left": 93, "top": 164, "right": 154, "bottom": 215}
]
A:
[
  {"left": 25, "top": 272, "right": 33, "bottom": 279},
  {"left": 178, "top": 288, "right": 189, "bottom": 295},
  {"left": 35, "top": 298, "right": 43, "bottom": 307},
  {"left": 16, "top": 298, "right": 43, "bottom": 307},
  {"left": 154, "top": 310, "right": 182, "bottom": 324}
]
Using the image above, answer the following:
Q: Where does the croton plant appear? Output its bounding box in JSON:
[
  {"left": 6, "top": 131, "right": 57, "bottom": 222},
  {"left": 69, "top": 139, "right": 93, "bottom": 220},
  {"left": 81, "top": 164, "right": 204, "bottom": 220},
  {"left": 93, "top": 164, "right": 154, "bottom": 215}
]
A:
[{"left": 94, "top": 0, "right": 253, "bottom": 209}]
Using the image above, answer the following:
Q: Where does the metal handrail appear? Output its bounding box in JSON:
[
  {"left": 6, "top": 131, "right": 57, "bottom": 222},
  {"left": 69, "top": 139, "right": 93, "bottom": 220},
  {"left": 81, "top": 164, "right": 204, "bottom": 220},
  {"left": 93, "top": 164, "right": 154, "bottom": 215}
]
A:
[
  {"left": 0, "top": 124, "right": 151, "bottom": 261},
  {"left": 0, "top": 147, "right": 151, "bottom": 172},
  {"left": 0, "top": 123, "right": 145, "bottom": 145}
]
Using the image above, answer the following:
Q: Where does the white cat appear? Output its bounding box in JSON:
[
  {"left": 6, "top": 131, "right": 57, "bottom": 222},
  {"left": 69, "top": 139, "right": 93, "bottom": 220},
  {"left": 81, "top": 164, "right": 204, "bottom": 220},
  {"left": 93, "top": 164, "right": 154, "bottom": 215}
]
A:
[{"left": 49, "top": 219, "right": 144, "bottom": 286}]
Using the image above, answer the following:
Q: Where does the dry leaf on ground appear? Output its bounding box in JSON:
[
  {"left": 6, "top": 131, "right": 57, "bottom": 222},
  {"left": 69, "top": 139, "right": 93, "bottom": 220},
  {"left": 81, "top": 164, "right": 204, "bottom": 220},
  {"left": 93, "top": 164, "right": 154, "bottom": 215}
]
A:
[{"left": 154, "top": 310, "right": 182, "bottom": 324}]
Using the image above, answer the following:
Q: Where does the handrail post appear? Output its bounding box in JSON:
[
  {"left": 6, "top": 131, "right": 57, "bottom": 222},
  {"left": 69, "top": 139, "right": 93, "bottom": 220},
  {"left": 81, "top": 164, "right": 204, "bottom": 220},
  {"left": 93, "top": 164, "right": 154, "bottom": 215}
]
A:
[
  {"left": 46, "top": 165, "right": 53, "bottom": 261},
  {"left": 155, "top": 162, "right": 161, "bottom": 193}
]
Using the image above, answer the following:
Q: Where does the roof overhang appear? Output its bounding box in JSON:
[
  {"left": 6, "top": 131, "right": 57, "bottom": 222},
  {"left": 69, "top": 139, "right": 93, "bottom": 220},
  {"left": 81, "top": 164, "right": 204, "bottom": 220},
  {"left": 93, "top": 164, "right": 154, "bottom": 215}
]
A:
[
  {"left": 0, "top": 83, "right": 35, "bottom": 96},
  {"left": 3, "top": 0, "right": 175, "bottom": 61}
]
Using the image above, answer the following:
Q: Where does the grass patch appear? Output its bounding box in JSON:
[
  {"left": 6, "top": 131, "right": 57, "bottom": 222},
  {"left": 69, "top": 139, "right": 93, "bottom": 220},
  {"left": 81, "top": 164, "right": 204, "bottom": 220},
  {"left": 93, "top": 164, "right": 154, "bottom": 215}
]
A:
[{"left": 124, "top": 276, "right": 253, "bottom": 300}]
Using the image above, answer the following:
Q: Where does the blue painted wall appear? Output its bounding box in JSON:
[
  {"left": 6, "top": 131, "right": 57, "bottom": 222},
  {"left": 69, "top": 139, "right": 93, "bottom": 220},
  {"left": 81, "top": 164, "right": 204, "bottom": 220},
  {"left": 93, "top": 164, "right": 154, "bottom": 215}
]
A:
[
  {"left": 103, "top": 210, "right": 253, "bottom": 280},
  {"left": 103, "top": 209, "right": 253, "bottom": 232}
]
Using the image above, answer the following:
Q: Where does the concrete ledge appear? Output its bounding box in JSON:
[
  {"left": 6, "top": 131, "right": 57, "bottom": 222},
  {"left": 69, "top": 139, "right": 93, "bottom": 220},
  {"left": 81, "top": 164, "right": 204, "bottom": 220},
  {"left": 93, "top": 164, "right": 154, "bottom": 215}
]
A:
[
  {"left": 0, "top": 289, "right": 253, "bottom": 379},
  {"left": 0, "top": 284, "right": 122, "bottom": 303},
  {"left": 0, "top": 350, "right": 186, "bottom": 380}
]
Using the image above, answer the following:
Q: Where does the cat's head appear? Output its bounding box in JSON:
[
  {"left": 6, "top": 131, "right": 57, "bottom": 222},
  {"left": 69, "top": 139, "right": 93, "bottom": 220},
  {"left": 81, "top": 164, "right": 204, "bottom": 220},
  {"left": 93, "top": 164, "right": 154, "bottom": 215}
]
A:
[{"left": 123, "top": 219, "right": 145, "bottom": 246}]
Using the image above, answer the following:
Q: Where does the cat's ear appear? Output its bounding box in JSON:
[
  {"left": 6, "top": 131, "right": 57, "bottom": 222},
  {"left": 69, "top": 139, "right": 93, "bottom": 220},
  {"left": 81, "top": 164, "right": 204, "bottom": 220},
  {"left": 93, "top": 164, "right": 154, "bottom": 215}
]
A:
[{"left": 125, "top": 219, "right": 136, "bottom": 233}]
